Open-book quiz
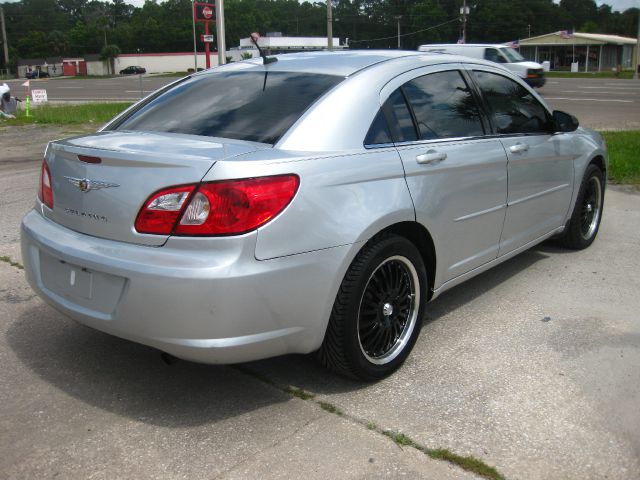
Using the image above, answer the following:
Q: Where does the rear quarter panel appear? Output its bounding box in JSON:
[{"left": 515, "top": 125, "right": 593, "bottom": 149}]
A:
[{"left": 201, "top": 148, "right": 415, "bottom": 260}]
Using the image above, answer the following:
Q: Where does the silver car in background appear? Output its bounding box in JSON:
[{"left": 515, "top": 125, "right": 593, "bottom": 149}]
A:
[{"left": 21, "top": 51, "right": 607, "bottom": 380}]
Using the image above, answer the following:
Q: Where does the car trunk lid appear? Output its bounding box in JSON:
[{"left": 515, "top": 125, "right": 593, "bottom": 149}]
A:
[{"left": 43, "top": 131, "right": 267, "bottom": 246}]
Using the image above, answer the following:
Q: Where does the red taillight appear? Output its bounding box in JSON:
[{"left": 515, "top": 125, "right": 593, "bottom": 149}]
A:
[
  {"left": 134, "top": 185, "right": 196, "bottom": 234},
  {"left": 38, "top": 160, "right": 54, "bottom": 209},
  {"left": 134, "top": 175, "right": 299, "bottom": 236}
]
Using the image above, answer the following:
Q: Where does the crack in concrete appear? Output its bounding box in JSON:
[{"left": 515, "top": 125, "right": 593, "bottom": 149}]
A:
[
  {"left": 0, "top": 255, "right": 24, "bottom": 270},
  {"left": 233, "top": 365, "right": 505, "bottom": 480}
]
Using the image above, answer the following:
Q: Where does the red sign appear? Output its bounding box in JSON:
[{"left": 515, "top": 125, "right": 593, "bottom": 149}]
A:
[{"left": 194, "top": 3, "right": 215, "bottom": 22}]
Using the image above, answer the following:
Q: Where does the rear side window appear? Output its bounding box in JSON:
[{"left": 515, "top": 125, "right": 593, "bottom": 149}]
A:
[
  {"left": 471, "top": 70, "right": 553, "bottom": 135},
  {"left": 364, "top": 109, "right": 393, "bottom": 146},
  {"left": 114, "top": 71, "right": 343, "bottom": 144},
  {"left": 384, "top": 89, "right": 418, "bottom": 143},
  {"left": 402, "top": 70, "right": 484, "bottom": 140}
]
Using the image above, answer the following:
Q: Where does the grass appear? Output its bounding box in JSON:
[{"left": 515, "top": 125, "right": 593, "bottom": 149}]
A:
[
  {"left": 546, "top": 70, "right": 636, "bottom": 79},
  {"left": 602, "top": 131, "right": 640, "bottom": 184},
  {"left": 5, "top": 102, "right": 132, "bottom": 126},
  {"left": 380, "top": 429, "right": 504, "bottom": 480},
  {"left": 0, "top": 256, "right": 24, "bottom": 270}
]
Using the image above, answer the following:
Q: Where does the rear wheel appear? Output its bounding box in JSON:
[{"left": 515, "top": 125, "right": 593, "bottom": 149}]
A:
[
  {"left": 318, "top": 233, "right": 427, "bottom": 380},
  {"left": 560, "top": 164, "right": 605, "bottom": 249}
]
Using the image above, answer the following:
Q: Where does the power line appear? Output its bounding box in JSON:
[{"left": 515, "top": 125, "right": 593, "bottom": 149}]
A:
[{"left": 348, "top": 17, "right": 458, "bottom": 44}]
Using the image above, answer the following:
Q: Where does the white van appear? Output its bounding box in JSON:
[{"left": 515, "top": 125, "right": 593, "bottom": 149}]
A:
[{"left": 417, "top": 44, "right": 546, "bottom": 88}]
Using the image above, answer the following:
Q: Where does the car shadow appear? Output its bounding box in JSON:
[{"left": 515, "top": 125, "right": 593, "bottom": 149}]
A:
[
  {"left": 7, "top": 244, "right": 565, "bottom": 425},
  {"left": 238, "top": 246, "right": 557, "bottom": 394},
  {"left": 7, "top": 302, "right": 292, "bottom": 428}
]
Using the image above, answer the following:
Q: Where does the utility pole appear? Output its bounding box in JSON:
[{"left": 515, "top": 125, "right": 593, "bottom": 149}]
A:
[
  {"left": 395, "top": 16, "right": 401, "bottom": 49},
  {"left": 327, "top": 0, "right": 333, "bottom": 51},
  {"left": 634, "top": 9, "right": 639, "bottom": 80},
  {"left": 1, "top": 7, "right": 9, "bottom": 71},
  {"left": 215, "top": 0, "right": 226, "bottom": 65},
  {"left": 460, "top": 0, "right": 469, "bottom": 44}
]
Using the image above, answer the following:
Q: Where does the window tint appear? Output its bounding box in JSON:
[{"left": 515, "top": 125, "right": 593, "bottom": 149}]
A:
[
  {"left": 385, "top": 89, "right": 418, "bottom": 143},
  {"left": 402, "top": 70, "right": 484, "bottom": 140},
  {"left": 472, "top": 70, "right": 553, "bottom": 135},
  {"left": 364, "top": 109, "right": 393, "bottom": 146},
  {"left": 114, "top": 71, "right": 343, "bottom": 144}
]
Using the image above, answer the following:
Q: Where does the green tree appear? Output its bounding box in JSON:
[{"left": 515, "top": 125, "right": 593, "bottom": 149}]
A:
[{"left": 100, "top": 43, "right": 120, "bottom": 74}]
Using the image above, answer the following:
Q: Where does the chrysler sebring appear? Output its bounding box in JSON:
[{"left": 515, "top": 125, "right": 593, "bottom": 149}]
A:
[{"left": 21, "top": 51, "right": 607, "bottom": 380}]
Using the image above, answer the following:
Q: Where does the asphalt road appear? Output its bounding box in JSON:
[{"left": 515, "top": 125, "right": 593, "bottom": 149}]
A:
[
  {"left": 3, "top": 74, "right": 640, "bottom": 130},
  {"left": 538, "top": 77, "right": 640, "bottom": 131},
  {"left": 0, "top": 123, "right": 639, "bottom": 479}
]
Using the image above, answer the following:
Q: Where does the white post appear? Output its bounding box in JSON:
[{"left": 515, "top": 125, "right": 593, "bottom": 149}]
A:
[
  {"left": 192, "top": 0, "right": 198, "bottom": 71},
  {"left": 327, "top": 0, "right": 333, "bottom": 51},
  {"left": 634, "top": 9, "right": 639, "bottom": 80},
  {"left": 535, "top": 46, "right": 538, "bottom": 63},
  {"left": 598, "top": 45, "right": 603, "bottom": 72},
  {"left": 585, "top": 45, "right": 589, "bottom": 72},
  {"left": 216, "top": 0, "right": 226, "bottom": 65}
]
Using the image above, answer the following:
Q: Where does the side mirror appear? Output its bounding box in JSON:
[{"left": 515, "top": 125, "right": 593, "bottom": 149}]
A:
[{"left": 553, "top": 110, "right": 579, "bottom": 132}]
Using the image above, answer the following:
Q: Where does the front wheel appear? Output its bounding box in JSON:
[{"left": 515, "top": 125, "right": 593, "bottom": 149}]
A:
[
  {"left": 317, "top": 233, "right": 428, "bottom": 380},
  {"left": 560, "top": 164, "right": 605, "bottom": 249}
]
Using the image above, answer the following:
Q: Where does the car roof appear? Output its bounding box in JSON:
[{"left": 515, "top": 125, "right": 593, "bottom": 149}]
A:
[{"left": 197, "top": 50, "right": 472, "bottom": 78}]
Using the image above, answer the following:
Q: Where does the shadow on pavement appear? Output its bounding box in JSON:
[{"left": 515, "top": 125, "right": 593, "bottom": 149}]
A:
[
  {"left": 240, "top": 247, "right": 554, "bottom": 394},
  {"left": 7, "top": 245, "right": 562, "bottom": 424},
  {"left": 7, "top": 302, "right": 296, "bottom": 428}
]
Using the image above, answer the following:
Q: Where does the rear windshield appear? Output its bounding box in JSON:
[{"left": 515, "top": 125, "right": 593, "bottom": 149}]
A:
[{"left": 114, "top": 71, "right": 344, "bottom": 144}]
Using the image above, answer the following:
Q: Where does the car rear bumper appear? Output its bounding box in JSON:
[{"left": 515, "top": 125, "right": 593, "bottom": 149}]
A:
[{"left": 21, "top": 209, "right": 352, "bottom": 364}]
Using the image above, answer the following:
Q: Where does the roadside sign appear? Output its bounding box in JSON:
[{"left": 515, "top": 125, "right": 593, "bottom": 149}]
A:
[
  {"left": 31, "top": 89, "right": 48, "bottom": 103},
  {"left": 201, "top": 34, "right": 214, "bottom": 43},
  {"left": 194, "top": 3, "right": 215, "bottom": 22}
]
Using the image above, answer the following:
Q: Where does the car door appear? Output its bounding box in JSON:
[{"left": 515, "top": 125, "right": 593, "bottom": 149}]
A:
[
  {"left": 378, "top": 66, "right": 508, "bottom": 286},
  {"left": 468, "top": 68, "right": 575, "bottom": 255}
]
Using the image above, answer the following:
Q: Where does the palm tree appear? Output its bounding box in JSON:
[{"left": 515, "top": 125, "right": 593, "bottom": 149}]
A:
[{"left": 100, "top": 44, "right": 121, "bottom": 75}]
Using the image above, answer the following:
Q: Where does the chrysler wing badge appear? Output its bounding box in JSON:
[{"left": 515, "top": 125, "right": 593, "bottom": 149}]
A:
[{"left": 65, "top": 176, "right": 120, "bottom": 193}]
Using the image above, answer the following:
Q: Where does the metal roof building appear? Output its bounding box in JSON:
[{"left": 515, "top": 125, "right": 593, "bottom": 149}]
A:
[{"left": 517, "top": 31, "right": 638, "bottom": 72}]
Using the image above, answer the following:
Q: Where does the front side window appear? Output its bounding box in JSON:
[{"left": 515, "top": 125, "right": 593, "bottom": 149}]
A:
[
  {"left": 402, "top": 70, "right": 484, "bottom": 140},
  {"left": 472, "top": 70, "right": 553, "bottom": 135},
  {"left": 114, "top": 71, "right": 343, "bottom": 144}
]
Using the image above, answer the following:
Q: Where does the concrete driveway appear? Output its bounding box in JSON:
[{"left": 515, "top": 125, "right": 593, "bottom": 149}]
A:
[{"left": 1, "top": 124, "right": 639, "bottom": 479}]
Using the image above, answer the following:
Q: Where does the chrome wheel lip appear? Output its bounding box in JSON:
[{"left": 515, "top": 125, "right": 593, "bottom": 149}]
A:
[
  {"left": 580, "top": 175, "right": 602, "bottom": 241},
  {"left": 357, "top": 255, "right": 420, "bottom": 366}
]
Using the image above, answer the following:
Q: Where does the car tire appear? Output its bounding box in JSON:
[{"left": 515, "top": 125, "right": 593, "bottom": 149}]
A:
[
  {"left": 560, "top": 163, "right": 605, "bottom": 250},
  {"left": 317, "top": 233, "right": 427, "bottom": 380}
]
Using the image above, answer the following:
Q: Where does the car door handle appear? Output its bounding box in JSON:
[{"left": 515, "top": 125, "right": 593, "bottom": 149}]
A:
[
  {"left": 416, "top": 150, "right": 447, "bottom": 165},
  {"left": 509, "top": 143, "right": 530, "bottom": 154}
]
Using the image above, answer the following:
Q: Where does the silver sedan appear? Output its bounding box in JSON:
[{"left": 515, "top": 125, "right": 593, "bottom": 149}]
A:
[{"left": 21, "top": 51, "right": 607, "bottom": 380}]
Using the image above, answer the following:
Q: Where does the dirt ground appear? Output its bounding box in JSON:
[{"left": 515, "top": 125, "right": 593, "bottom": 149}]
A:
[{"left": 0, "top": 124, "right": 96, "bottom": 166}]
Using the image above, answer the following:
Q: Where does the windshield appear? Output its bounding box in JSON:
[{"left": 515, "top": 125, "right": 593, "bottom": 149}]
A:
[
  {"left": 114, "top": 71, "right": 344, "bottom": 144},
  {"left": 500, "top": 47, "right": 525, "bottom": 62}
]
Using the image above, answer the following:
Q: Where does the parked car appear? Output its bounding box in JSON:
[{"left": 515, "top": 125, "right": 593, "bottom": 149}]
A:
[
  {"left": 418, "top": 44, "right": 546, "bottom": 87},
  {"left": 25, "top": 70, "right": 49, "bottom": 79},
  {"left": 21, "top": 51, "right": 606, "bottom": 380},
  {"left": 119, "top": 66, "right": 146, "bottom": 75}
]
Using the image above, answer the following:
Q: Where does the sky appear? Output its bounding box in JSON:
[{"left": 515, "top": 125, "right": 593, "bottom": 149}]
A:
[{"left": 0, "top": 0, "right": 638, "bottom": 13}]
